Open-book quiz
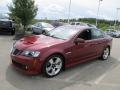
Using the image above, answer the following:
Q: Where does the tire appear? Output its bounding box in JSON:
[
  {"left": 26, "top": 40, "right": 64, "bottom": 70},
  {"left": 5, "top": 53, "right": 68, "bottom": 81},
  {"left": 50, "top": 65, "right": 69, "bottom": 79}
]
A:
[
  {"left": 42, "top": 30, "right": 46, "bottom": 35},
  {"left": 100, "top": 47, "right": 110, "bottom": 60},
  {"left": 43, "top": 54, "right": 63, "bottom": 77},
  {"left": 11, "top": 30, "right": 15, "bottom": 35}
]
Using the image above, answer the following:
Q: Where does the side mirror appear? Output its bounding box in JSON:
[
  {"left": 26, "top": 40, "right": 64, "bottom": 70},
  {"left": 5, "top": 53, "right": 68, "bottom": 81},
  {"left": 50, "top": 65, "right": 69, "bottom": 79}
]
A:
[{"left": 74, "top": 38, "right": 85, "bottom": 44}]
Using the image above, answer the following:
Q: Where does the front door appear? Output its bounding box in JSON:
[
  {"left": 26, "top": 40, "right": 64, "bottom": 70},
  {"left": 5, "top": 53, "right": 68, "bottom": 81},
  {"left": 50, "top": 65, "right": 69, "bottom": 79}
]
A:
[{"left": 70, "top": 29, "right": 98, "bottom": 63}]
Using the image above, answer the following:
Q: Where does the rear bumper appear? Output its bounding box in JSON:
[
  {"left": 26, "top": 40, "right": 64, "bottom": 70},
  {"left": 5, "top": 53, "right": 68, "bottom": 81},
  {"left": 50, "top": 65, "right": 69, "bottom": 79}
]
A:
[{"left": 11, "top": 55, "right": 43, "bottom": 75}]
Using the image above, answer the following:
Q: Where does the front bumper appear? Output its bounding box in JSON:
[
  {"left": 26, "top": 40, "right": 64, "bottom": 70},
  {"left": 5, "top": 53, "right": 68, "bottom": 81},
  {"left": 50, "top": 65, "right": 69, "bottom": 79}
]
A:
[
  {"left": 0, "top": 27, "right": 13, "bottom": 31},
  {"left": 11, "top": 54, "right": 43, "bottom": 75}
]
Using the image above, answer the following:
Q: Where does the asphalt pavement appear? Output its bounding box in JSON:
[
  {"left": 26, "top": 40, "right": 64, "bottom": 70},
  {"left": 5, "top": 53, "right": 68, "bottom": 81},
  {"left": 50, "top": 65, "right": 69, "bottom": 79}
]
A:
[{"left": 0, "top": 35, "right": 120, "bottom": 90}]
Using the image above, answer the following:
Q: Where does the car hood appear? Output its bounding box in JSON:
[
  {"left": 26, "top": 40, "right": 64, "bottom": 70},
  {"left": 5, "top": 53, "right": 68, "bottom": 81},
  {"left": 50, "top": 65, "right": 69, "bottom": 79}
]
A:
[{"left": 14, "top": 35, "right": 65, "bottom": 50}]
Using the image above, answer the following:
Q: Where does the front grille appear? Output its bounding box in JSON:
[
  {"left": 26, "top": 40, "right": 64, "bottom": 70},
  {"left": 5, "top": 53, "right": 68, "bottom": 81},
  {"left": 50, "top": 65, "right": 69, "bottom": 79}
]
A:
[
  {"left": 12, "top": 60, "right": 27, "bottom": 70},
  {"left": 12, "top": 48, "right": 21, "bottom": 55}
]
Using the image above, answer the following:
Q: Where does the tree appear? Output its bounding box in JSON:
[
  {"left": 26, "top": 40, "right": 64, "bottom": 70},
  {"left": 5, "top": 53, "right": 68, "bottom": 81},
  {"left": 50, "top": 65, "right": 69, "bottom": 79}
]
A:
[{"left": 8, "top": 0, "right": 38, "bottom": 34}]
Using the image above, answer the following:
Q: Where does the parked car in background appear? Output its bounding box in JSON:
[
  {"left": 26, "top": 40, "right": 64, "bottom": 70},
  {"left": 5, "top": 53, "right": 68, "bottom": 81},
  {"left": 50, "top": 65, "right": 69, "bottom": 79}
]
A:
[
  {"left": 106, "top": 30, "right": 120, "bottom": 38},
  {"left": 50, "top": 21, "right": 69, "bottom": 28},
  {"left": 112, "top": 31, "right": 120, "bottom": 38},
  {"left": 106, "top": 30, "right": 115, "bottom": 37},
  {"left": 28, "top": 22, "right": 54, "bottom": 34},
  {"left": 11, "top": 25, "right": 112, "bottom": 77},
  {"left": 0, "top": 19, "right": 15, "bottom": 35},
  {"left": 70, "top": 22, "right": 97, "bottom": 28}
]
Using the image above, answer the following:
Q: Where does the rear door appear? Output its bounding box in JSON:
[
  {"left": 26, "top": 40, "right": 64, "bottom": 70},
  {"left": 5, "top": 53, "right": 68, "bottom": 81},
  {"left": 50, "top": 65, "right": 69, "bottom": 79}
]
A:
[{"left": 91, "top": 28, "right": 106, "bottom": 55}]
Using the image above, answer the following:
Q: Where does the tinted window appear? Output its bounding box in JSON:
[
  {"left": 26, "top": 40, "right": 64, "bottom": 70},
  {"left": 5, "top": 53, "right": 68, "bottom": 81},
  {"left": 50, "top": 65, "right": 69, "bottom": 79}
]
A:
[
  {"left": 34, "top": 23, "right": 42, "bottom": 27},
  {"left": 78, "top": 29, "right": 91, "bottom": 40},
  {"left": 91, "top": 29, "right": 103, "bottom": 39}
]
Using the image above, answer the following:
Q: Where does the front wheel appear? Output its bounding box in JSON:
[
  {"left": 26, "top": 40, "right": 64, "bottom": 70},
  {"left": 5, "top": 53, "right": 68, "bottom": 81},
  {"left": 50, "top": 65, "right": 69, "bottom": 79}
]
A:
[
  {"left": 43, "top": 55, "right": 63, "bottom": 77},
  {"left": 42, "top": 30, "right": 47, "bottom": 35},
  {"left": 101, "top": 47, "right": 110, "bottom": 60}
]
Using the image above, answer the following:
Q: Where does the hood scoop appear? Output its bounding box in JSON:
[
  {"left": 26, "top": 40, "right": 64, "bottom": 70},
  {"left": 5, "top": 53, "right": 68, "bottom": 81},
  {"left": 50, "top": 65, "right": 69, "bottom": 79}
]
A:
[
  {"left": 23, "top": 41, "right": 34, "bottom": 44},
  {"left": 20, "top": 35, "right": 39, "bottom": 45}
]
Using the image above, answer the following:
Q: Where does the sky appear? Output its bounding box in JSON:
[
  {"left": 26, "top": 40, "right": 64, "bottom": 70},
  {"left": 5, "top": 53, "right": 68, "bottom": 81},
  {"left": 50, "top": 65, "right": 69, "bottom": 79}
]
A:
[{"left": 0, "top": 0, "right": 120, "bottom": 20}]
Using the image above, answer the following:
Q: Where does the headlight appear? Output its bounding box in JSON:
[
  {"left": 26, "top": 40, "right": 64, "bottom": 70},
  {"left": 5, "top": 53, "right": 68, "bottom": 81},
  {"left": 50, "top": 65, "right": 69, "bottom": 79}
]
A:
[
  {"left": 22, "top": 51, "right": 40, "bottom": 57},
  {"left": 11, "top": 41, "right": 17, "bottom": 53}
]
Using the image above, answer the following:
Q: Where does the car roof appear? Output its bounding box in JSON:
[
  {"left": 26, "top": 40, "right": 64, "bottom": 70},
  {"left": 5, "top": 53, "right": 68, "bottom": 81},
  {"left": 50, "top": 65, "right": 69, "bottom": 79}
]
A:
[{"left": 58, "top": 25, "right": 94, "bottom": 31}]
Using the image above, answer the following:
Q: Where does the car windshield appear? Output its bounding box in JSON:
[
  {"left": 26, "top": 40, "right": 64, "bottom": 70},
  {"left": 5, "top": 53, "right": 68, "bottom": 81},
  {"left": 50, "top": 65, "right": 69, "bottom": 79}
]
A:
[
  {"left": 46, "top": 27, "right": 78, "bottom": 40},
  {"left": 34, "top": 23, "right": 41, "bottom": 27},
  {"left": 42, "top": 23, "right": 53, "bottom": 28}
]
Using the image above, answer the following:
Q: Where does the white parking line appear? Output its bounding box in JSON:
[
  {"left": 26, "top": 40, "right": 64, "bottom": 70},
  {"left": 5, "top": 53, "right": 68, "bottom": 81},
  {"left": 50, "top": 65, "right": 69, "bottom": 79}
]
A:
[
  {"left": 116, "top": 58, "right": 120, "bottom": 62},
  {"left": 100, "top": 83, "right": 120, "bottom": 87},
  {"left": 64, "top": 72, "right": 81, "bottom": 82},
  {"left": 48, "top": 77, "right": 89, "bottom": 85},
  {"left": 64, "top": 63, "right": 95, "bottom": 82},
  {"left": 93, "top": 73, "right": 107, "bottom": 85},
  {"left": 92, "top": 61, "right": 120, "bottom": 85}
]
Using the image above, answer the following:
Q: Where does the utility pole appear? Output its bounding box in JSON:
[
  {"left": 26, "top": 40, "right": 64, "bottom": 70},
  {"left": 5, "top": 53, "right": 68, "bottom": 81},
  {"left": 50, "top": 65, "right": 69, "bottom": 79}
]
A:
[
  {"left": 68, "top": 0, "right": 71, "bottom": 24},
  {"left": 114, "top": 8, "right": 120, "bottom": 30},
  {"left": 96, "top": 0, "right": 103, "bottom": 27}
]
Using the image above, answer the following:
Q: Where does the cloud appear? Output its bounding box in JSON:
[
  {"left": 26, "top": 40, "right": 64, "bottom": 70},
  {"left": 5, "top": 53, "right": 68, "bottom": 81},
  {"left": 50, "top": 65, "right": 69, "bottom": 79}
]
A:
[
  {"left": 43, "top": 4, "right": 64, "bottom": 14},
  {"left": 87, "top": 10, "right": 96, "bottom": 17},
  {"left": 39, "top": 4, "right": 65, "bottom": 19},
  {"left": 0, "top": 0, "right": 120, "bottom": 20}
]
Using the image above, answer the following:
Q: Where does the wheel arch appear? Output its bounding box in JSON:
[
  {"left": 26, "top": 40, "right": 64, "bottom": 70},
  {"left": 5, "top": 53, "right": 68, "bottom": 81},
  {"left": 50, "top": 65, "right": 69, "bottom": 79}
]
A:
[
  {"left": 103, "top": 45, "right": 111, "bottom": 56},
  {"left": 42, "top": 52, "right": 66, "bottom": 73}
]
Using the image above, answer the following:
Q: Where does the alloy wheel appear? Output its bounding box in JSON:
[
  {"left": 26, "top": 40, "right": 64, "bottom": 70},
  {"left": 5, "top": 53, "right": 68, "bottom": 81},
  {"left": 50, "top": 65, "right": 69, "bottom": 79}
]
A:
[
  {"left": 102, "top": 47, "right": 109, "bottom": 60},
  {"left": 45, "top": 56, "right": 63, "bottom": 77}
]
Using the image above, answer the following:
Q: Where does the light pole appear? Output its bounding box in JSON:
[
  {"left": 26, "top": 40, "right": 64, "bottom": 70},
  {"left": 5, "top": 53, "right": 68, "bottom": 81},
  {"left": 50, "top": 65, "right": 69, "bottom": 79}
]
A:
[
  {"left": 96, "top": 0, "right": 103, "bottom": 27},
  {"left": 114, "top": 8, "right": 120, "bottom": 30},
  {"left": 68, "top": 0, "right": 71, "bottom": 24}
]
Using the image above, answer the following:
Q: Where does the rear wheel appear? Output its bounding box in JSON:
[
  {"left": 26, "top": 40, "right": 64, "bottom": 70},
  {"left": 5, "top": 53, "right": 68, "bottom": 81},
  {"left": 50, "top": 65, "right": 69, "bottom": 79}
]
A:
[
  {"left": 101, "top": 47, "right": 110, "bottom": 60},
  {"left": 43, "top": 54, "right": 63, "bottom": 77}
]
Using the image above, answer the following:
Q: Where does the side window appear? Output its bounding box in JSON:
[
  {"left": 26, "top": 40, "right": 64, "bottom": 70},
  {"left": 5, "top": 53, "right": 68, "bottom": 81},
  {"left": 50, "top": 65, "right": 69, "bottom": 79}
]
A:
[
  {"left": 35, "top": 23, "right": 41, "bottom": 27},
  {"left": 91, "top": 29, "right": 103, "bottom": 39},
  {"left": 38, "top": 23, "right": 42, "bottom": 28},
  {"left": 77, "top": 29, "right": 91, "bottom": 40}
]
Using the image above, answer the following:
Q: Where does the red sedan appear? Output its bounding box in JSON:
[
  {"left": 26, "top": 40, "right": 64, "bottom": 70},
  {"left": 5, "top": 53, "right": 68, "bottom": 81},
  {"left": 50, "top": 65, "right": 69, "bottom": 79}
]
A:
[{"left": 11, "top": 25, "right": 113, "bottom": 77}]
